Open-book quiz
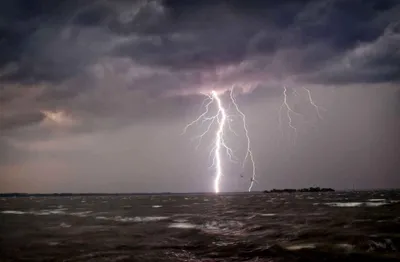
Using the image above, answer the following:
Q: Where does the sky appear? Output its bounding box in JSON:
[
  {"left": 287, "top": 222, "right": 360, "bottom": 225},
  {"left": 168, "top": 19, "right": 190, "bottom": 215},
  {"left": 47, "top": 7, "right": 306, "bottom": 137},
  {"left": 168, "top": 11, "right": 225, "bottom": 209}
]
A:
[{"left": 0, "top": 0, "right": 399, "bottom": 193}]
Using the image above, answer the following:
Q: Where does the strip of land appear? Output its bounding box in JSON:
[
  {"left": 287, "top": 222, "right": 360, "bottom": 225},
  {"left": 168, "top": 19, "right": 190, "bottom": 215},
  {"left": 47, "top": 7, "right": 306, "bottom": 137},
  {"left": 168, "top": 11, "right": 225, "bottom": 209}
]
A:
[{"left": 264, "top": 187, "right": 335, "bottom": 193}]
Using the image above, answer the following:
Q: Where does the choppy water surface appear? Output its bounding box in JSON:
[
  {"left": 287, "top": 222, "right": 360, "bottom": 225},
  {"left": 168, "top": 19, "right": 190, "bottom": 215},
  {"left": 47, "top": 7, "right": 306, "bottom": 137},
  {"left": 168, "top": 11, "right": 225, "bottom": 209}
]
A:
[{"left": 1, "top": 191, "right": 400, "bottom": 261}]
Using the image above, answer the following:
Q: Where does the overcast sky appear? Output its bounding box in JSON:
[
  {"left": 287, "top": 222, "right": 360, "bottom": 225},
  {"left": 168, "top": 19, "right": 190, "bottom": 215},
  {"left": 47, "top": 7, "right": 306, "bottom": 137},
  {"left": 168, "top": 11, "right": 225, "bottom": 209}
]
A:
[{"left": 1, "top": 0, "right": 399, "bottom": 193}]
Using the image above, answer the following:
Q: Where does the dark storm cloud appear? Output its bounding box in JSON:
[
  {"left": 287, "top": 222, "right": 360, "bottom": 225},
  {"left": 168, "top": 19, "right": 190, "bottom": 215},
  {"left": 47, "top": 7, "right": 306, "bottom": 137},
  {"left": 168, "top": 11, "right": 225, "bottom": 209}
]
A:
[
  {"left": 111, "top": 0, "right": 400, "bottom": 78},
  {"left": 0, "top": 0, "right": 125, "bottom": 84},
  {"left": 0, "top": 0, "right": 399, "bottom": 133},
  {"left": 1, "top": 0, "right": 399, "bottom": 84},
  {"left": 305, "top": 20, "right": 400, "bottom": 84}
]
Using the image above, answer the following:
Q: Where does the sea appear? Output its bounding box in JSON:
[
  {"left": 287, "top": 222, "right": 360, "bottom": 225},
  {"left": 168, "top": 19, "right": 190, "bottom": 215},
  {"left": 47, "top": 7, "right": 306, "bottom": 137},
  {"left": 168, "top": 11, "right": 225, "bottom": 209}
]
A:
[{"left": 1, "top": 191, "right": 400, "bottom": 261}]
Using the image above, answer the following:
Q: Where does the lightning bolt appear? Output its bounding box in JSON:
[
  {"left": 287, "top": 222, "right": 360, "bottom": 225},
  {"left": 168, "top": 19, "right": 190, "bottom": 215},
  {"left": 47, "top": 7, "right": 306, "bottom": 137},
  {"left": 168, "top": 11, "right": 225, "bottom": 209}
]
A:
[
  {"left": 182, "top": 85, "right": 323, "bottom": 193},
  {"left": 279, "top": 86, "right": 302, "bottom": 141},
  {"left": 278, "top": 86, "right": 325, "bottom": 143},
  {"left": 182, "top": 88, "right": 256, "bottom": 193},
  {"left": 230, "top": 88, "right": 256, "bottom": 192},
  {"left": 211, "top": 91, "right": 226, "bottom": 193},
  {"left": 303, "top": 87, "right": 324, "bottom": 120}
]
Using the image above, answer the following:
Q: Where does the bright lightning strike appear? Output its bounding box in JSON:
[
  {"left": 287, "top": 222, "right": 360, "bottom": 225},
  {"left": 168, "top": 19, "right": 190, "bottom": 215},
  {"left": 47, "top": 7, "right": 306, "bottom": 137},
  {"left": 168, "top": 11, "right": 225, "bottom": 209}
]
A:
[
  {"left": 211, "top": 91, "right": 226, "bottom": 194},
  {"left": 183, "top": 85, "right": 323, "bottom": 193},
  {"left": 182, "top": 88, "right": 256, "bottom": 193}
]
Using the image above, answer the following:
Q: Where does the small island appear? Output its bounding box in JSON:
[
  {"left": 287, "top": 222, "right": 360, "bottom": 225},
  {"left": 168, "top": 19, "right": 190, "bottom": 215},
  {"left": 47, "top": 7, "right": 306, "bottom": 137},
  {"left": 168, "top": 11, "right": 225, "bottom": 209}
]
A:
[{"left": 263, "top": 187, "right": 335, "bottom": 193}]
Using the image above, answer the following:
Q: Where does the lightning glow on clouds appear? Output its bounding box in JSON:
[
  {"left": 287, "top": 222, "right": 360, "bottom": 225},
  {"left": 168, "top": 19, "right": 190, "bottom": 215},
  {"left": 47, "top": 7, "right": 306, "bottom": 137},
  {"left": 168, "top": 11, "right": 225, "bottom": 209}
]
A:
[{"left": 40, "top": 110, "right": 76, "bottom": 126}]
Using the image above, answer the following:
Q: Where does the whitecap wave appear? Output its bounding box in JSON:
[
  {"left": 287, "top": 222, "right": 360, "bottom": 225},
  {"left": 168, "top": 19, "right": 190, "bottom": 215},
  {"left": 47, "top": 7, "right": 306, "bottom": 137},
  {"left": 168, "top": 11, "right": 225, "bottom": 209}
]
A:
[
  {"left": 202, "top": 220, "right": 245, "bottom": 235},
  {"left": 325, "top": 200, "right": 397, "bottom": 207},
  {"left": 365, "top": 202, "right": 388, "bottom": 207},
  {"left": 35, "top": 209, "right": 67, "bottom": 215},
  {"left": 1, "top": 209, "right": 93, "bottom": 217},
  {"left": 286, "top": 243, "right": 316, "bottom": 250},
  {"left": 1, "top": 209, "right": 67, "bottom": 215},
  {"left": 95, "top": 216, "right": 169, "bottom": 223},
  {"left": 1, "top": 210, "right": 26, "bottom": 215},
  {"left": 70, "top": 211, "right": 92, "bottom": 217},
  {"left": 60, "top": 222, "right": 71, "bottom": 228},
  {"left": 168, "top": 222, "right": 197, "bottom": 229},
  {"left": 336, "top": 243, "right": 354, "bottom": 251},
  {"left": 368, "top": 198, "right": 386, "bottom": 202},
  {"left": 259, "top": 213, "right": 276, "bottom": 217},
  {"left": 325, "top": 202, "right": 364, "bottom": 207}
]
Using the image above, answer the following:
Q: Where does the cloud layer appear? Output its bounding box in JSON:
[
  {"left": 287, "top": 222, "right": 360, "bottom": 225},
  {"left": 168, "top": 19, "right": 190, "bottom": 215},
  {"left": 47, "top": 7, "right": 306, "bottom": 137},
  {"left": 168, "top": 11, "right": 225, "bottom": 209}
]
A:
[
  {"left": 1, "top": 0, "right": 399, "bottom": 130},
  {"left": 1, "top": 0, "right": 399, "bottom": 192}
]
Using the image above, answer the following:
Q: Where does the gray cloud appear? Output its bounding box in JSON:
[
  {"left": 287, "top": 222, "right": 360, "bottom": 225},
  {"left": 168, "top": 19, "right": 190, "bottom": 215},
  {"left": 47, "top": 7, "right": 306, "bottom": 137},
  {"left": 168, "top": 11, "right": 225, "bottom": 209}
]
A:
[
  {"left": 305, "top": 21, "right": 400, "bottom": 84},
  {"left": 0, "top": 112, "right": 44, "bottom": 131},
  {"left": 1, "top": 2, "right": 399, "bottom": 129},
  {"left": 1, "top": 0, "right": 398, "bottom": 85},
  {"left": 0, "top": 0, "right": 398, "bottom": 133}
]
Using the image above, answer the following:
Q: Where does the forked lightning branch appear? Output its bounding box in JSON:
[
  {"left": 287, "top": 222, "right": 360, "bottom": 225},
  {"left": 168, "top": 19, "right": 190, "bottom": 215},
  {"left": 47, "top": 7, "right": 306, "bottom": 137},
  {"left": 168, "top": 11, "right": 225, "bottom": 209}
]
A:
[
  {"left": 182, "top": 88, "right": 256, "bottom": 194},
  {"left": 182, "top": 86, "right": 324, "bottom": 193}
]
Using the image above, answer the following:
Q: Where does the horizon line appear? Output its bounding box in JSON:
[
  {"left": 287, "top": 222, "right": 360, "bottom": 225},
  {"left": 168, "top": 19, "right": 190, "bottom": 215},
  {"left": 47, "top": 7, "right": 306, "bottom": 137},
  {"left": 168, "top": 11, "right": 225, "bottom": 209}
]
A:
[{"left": 1, "top": 188, "right": 399, "bottom": 196}]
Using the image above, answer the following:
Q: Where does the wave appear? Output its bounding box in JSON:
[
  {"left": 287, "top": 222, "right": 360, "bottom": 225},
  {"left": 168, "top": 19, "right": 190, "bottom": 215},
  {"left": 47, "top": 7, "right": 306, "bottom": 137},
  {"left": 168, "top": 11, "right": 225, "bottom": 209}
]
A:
[
  {"left": 0, "top": 209, "right": 93, "bottom": 217},
  {"left": 323, "top": 199, "right": 399, "bottom": 207},
  {"left": 95, "top": 216, "right": 169, "bottom": 222}
]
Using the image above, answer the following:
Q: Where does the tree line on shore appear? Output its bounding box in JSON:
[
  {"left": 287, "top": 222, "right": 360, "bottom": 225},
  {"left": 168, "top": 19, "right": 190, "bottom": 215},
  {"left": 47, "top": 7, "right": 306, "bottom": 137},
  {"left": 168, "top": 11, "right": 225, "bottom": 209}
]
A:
[{"left": 263, "top": 187, "right": 335, "bottom": 193}]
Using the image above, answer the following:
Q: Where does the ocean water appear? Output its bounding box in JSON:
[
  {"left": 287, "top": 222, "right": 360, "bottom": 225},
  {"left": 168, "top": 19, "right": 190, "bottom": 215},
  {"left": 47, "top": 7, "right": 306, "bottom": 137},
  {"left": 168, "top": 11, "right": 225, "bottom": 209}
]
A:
[{"left": 1, "top": 191, "right": 400, "bottom": 261}]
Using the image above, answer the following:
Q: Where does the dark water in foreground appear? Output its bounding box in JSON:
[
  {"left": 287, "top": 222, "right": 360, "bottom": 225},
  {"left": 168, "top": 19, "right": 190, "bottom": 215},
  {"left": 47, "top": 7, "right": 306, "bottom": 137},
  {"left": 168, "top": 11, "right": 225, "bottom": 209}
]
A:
[{"left": 1, "top": 191, "right": 400, "bottom": 261}]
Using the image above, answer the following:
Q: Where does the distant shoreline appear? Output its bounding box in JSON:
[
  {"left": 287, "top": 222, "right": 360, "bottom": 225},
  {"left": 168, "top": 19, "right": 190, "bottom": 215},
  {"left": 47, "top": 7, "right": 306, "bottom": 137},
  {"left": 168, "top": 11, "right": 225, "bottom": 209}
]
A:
[
  {"left": 0, "top": 192, "right": 253, "bottom": 198},
  {"left": 263, "top": 187, "right": 335, "bottom": 193},
  {"left": 1, "top": 188, "right": 400, "bottom": 198}
]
